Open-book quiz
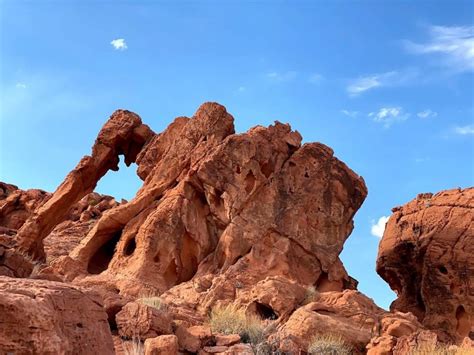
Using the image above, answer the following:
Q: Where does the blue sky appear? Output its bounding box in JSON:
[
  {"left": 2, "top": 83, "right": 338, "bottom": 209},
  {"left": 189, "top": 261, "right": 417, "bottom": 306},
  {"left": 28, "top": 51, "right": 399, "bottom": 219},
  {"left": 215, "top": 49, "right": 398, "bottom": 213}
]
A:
[{"left": 1, "top": 1, "right": 473, "bottom": 309}]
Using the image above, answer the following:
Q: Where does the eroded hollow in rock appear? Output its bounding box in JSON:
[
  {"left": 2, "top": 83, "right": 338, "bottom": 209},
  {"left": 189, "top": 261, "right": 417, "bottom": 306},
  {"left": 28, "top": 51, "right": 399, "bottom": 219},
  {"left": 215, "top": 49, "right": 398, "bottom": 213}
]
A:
[
  {"left": 87, "top": 230, "right": 122, "bottom": 274},
  {"left": 178, "top": 232, "right": 199, "bottom": 283},
  {"left": 123, "top": 236, "right": 136, "bottom": 256},
  {"left": 249, "top": 301, "right": 278, "bottom": 320},
  {"left": 455, "top": 305, "right": 470, "bottom": 338}
]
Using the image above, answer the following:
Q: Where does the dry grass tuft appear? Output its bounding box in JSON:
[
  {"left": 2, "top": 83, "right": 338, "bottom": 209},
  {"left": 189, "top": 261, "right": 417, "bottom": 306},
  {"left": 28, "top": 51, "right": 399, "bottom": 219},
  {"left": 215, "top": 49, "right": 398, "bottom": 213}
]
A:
[
  {"left": 210, "top": 303, "right": 265, "bottom": 345},
  {"left": 302, "top": 285, "right": 318, "bottom": 305},
  {"left": 122, "top": 338, "right": 144, "bottom": 355},
  {"left": 138, "top": 296, "right": 162, "bottom": 310},
  {"left": 308, "top": 334, "right": 352, "bottom": 355}
]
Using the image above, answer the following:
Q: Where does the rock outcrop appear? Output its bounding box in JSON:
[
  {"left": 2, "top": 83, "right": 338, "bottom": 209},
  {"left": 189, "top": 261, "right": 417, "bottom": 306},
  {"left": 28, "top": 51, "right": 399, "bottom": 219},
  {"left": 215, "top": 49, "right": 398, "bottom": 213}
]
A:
[
  {"left": 0, "top": 276, "right": 114, "bottom": 354},
  {"left": 15, "top": 110, "right": 153, "bottom": 260},
  {"left": 1, "top": 102, "right": 471, "bottom": 354},
  {"left": 377, "top": 188, "right": 474, "bottom": 343}
]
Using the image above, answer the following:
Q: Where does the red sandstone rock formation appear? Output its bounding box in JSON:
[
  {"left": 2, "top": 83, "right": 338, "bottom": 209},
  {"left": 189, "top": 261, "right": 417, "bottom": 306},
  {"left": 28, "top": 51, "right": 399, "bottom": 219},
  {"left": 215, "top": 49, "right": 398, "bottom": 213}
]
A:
[
  {"left": 377, "top": 188, "right": 474, "bottom": 343},
  {"left": 1, "top": 102, "right": 471, "bottom": 354},
  {"left": 15, "top": 110, "right": 153, "bottom": 260},
  {"left": 0, "top": 276, "right": 114, "bottom": 354}
]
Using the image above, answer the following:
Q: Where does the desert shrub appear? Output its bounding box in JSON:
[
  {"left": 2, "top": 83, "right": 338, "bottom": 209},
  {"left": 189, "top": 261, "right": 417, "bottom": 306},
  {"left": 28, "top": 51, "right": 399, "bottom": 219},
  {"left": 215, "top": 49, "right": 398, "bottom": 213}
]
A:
[
  {"left": 308, "top": 334, "right": 351, "bottom": 355},
  {"left": 122, "top": 338, "right": 144, "bottom": 355},
  {"left": 210, "top": 303, "right": 265, "bottom": 345},
  {"left": 410, "top": 344, "right": 474, "bottom": 355},
  {"left": 302, "top": 285, "right": 318, "bottom": 305},
  {"left": 138, "top": 296, "right": 162, "bottom": 310}
]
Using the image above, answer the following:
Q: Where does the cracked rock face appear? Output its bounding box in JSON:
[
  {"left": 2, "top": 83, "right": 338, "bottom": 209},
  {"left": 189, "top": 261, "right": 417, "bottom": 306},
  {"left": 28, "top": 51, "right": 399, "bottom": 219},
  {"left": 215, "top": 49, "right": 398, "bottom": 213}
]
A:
[{"left": 377, "top": 188, "right": 474, "bottom": 342}]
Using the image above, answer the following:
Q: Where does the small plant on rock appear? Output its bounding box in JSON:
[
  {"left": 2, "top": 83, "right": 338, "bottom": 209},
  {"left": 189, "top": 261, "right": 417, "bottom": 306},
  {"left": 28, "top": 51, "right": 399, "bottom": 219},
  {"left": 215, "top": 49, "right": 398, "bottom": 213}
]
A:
[
  {"left": 138, "top": 296, "right": 162, "bottom": 310},
  {"left": 308, "top": 334, "right": 351, "bottom": 355},
  {"left": 302, "top": 285, "right": 318, "bottom": 305},
  {"left": 210, "top": 303, "right": 265, "bottom": 345},
  {"left": 122, "top": 338, "right": 144, "bottom": 355}
]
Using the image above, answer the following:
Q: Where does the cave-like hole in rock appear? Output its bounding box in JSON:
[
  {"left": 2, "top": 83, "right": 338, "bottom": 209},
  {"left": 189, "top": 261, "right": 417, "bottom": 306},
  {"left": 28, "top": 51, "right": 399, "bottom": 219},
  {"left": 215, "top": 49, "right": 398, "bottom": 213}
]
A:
[
  {"left": 260, "top": 161, "right": 273, "bottom": 178},
  {"left": 438, "top": 265, "right": 448, "bottom": 274},
  {"left": 123, "top": 236, "right": 136, "bottom": 256},
  {"left": 254, "top": 302, "right": 278, "bottom": 320},
  {"left": 245, "top": 170, "right": 256, "bottom": 194},
  {"left": 87, "top": 230, "right": 122, "bottom": 274}
]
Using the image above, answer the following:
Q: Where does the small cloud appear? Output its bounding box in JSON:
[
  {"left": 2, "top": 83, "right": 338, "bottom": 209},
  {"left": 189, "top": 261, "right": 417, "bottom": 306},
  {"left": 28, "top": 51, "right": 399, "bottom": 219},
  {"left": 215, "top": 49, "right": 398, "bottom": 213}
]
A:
[
  {"left": 15, "top": 83, "right": 27, "bottom": 89},
  {"left": 347, "top": 69, "right": 418, "bottom": 96},
  {"left": 414, "top": 157, "right": 430, "bottom": 163},
  {"left": 371, "top": 216, "right": 390, "bottom": 238},
  {"left": 405, "top": 25, "right": 474, "bottom": 72},
  {"left": 454, "top": 124, "right": 474, "bottom": 135},
  {"left": 237, "top": 86, "right": 246, "bottom": 92},
  {"left": 266, "top": 71, "right": 297, "bottom": 82},
  {"left": 340, "top": 110, "right": 358, "bottom": 118},
  {"left": 110, "top": 38, "right": 128, "bottom": 51},
  {"left": 369, "top": 107, "right": 409, "bottom": 128},
  {"left": 417, "top": 109, "right": 438, "bottom": 119},
  {"left": 308, "top": 73, "right": 323, "bottom": 84}
]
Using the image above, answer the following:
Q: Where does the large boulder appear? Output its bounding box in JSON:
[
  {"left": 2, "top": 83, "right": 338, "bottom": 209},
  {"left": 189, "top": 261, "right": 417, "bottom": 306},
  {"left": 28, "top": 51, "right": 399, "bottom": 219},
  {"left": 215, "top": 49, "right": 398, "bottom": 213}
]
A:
[
  {"left": 0, "top": 276, "right": 114, "bottom": 354},
  {"left": 377, "top": 188, "right": 474, "bottom": 342}
]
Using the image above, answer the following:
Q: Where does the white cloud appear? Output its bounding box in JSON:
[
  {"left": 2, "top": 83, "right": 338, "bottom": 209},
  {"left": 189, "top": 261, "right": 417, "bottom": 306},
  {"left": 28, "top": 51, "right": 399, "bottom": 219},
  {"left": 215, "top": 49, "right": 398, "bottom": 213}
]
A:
[
  {"left": 308, "top": 73, "right": 323, "bottom": 84},
  {"left": 454, "top": 124, "right": 474, "bottom": 135},
  {"left": 237, "top": 86, "right": 246, "bottom": 92},
  {"left": 15, "top": 83, "right": 27, "bottom": 89},
  {"left": 266, "top": 71, "right": 297, "bottom": 82},
  {"left": 417, "top": 109, "right": 438, "bottom": 119},
  {"left": 340, "top": 109, "right": 358, "bottom": 118},
  {"left": 369, "top": 107, "right": 409, "bottom": 128},
  {"left": 405, "top": 25, "right": 474, "bottom": 72},
  {"left": 110, "top": 38, "right": 128, "bottom": 51},
  {"left": 347, "top": 69, "right": 417, "bottom": 96},
  {"left": 371, "top": 216, "right": 390, "bottom": 238}
]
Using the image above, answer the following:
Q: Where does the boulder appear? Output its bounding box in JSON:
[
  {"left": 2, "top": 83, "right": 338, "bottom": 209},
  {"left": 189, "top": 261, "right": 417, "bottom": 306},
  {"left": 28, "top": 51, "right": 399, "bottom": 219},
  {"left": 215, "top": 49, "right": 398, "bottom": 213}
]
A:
[
  {"left": 377, "top": 188, "right": 474, "bottom": 342},
  {"left": 0, "top": 276, "right": 114, "bottom": 354},
  {"left": 144, "top": 335, "right": 179, "bottom": 355},
  {"left": 115, "top": 301, "right": 172, "bottom": 340}
]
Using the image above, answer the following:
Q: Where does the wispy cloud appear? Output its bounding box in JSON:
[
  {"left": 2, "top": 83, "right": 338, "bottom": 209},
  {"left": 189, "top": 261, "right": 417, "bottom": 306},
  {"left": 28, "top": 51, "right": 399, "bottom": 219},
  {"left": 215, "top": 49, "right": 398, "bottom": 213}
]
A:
[
  {"left": 405, "top": 25, "right": 474, "bottom": 72},
  {"left": 371, "top": 216, "right": 389, "bottom": 238},
  {"left": 308, "top": 73, "right": 323, "bottom": 84},
  {"left": 237, "top": 86, "right": 246, "bottom": 92},
  {"left": 15, "top": 82, "right": 27, "bottom": 89},
  {"left": 110, "top": 38, "right": 128, "bottom": 51},
  {"left": 266, "top": 71, "right": 297, "bottom": 82},
  {"left": 368, "top": 107, "right": 409, "bottom": 128},
  {"left": 417, "top": 109, "right": 438, "bottom": 119},
  {"left": 454, "top": 124, "right": 474, "bottom": 135},
  {"left": 340, "top": 109, "right": 359, "bottom": 118},
  {"left": 347, "top": 69, "right": 417, "bottom": 96}
]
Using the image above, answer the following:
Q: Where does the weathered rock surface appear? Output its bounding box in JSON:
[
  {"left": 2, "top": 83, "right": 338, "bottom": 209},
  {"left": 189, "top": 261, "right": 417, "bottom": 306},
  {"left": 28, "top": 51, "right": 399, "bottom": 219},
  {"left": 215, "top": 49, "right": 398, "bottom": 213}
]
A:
[
  {"left": 3, "top": 102, "right": 470, "bottom": 354},
  {"left": 15, "top": 110, "right": 153, "bottom": 260},
  {"left": 377, "top": 188, "right": 474, "bottom": 342},
  {"left": 144, "top": 334, "right": 179, "bottom": 355},
  {"left": 16, "top": 103, "right": 366, "bottom": 316},
  {"left": 115, "top": 301, "right": 173, "bottom": 340},
  {"left": 0, "top": 276, "right": 114, "bottom": 354}
]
